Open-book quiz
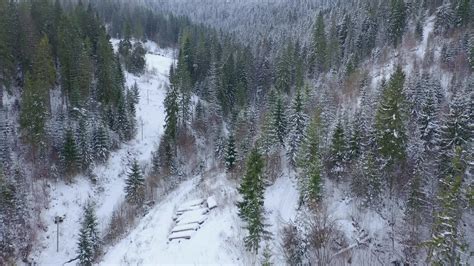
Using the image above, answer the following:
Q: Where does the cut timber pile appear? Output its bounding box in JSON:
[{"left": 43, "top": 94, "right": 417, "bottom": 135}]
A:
[{"left": 168, "top": 196, "right": 218, "bottom": 241}]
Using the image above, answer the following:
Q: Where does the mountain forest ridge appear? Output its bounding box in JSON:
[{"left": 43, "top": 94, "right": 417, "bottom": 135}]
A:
[{"left": 0, "top": 0, "right": 472, "bottom": 264}]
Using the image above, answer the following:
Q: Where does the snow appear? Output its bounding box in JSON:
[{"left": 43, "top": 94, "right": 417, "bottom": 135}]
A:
[
  {"left": 171, "top": 223, "right": 200, "bottom": 233},
  {"left": 30, "top": 39, "right": 174, "bottom": 265},
  {"left": 207, "top": 195, "right": 217, "bottom": 209},
  {"left": 168, "top": 230, "right": 194, "bottom": 241}
]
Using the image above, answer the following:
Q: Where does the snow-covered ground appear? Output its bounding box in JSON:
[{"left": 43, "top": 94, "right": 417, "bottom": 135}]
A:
[{"left": 30, "top": 41, "right": 173, "bottom": 265}]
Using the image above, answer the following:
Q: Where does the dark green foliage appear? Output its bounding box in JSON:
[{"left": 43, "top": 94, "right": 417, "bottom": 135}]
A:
[
  {"left": 375, "top": 66, "right": 407, "bottom": 165},
  {"left": 272, "top": 96, "right": 287, "bottom": 146},
  {"left": 77, "top": 201, "right": 100, "bottom": 265},
  {"left": 455, "top": 0, "right": 471, "bottom": 26},
  {"left": 299, "top": 113, "right": 323, "bottom": 204},
  {"left": 125, "top": 160, "right": 145, "bottom": 205},
  {"left": 93, "top": 124, "right": 109, "bottom": 163},
  {"left": 20, "top": 74, "right": 48, "bottom": 152},
  {"left": 0, "top": 2, "right": 16, "bottom": 89},
  {"left": 286, "top": 89, "right": 307, "bottom": 167},
  {"left": 311, "top": 13, "right": 327, "bottom": 72},
  {"left": 164, "top": 85, "right": 179, "bottom": 143},
  {"left": 388, "top": 0, "right": 407, "bottom": 47},
  {"left": 62, "top": 128, "right": 79, "bottom": 177},
  {"left": 328, "top": 122, "right": 346, "bottom": 180},
  {"left": 237, "top": 148, "right": 271, "bottom": 254},
  {"left": 426, "top": 148, "right": 468, "bottom": 265}
]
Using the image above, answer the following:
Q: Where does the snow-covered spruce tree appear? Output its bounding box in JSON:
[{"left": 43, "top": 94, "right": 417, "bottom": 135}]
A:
[
  {"left": 237, "top": 148, "right": 271, "bottom": 254},
  {"left": 388, "top": 0, "right": 407, "bottom": 47},
  {"left": 311, "top": 12, "right": 327, "bottom": 73},
  {"left": 434, "top": 1, "right": 456, "bottom": 34},
  {"left": 275, "top": 43, "right": 292, "bottom": 94},
  {"left": 327, "top": 122, "right": 346, "bottom": 181},
  {"left": 261, "top": 243, "right": 273, "bottom": 266},
  {"left": 286, "top": 89, "right": 308, "bottom": 168},
  {"left": 77, "top": 119, "right": 93, "bottom": 171},
  {"left": 124, "top": 160, "right": 145, "bottom": 205},
  {"left": 425, "top": 147, "right": 469, "bottom": 265},
  {"left": 438, "top": 94, "right": 470, "bottom": 176},
  {"left": 298, "top": 112, "right": 322, "bottom": 206},
  {"left": 77, "top": 201, "right": 100, "bottom": 265},
  {"left": 93, "top": 124, "right": 109, "bottom": 163},
  {"left": 164, "top": 84, "right": 179, "bottom": 144},
  {"left": 272, "top": 95, "right": 287, "bottom": 147},
  {"left": 225, "top": 134, "right": 237, "bottom": 172},
  {"left": 62, "top": 128, "right": 79, "bottom": 178},
  {"left": 347, "top": 113, "right": 362, "bottom": 162},
  {"left": 375, "top": 66, "right": 407, "bottom": 189}
]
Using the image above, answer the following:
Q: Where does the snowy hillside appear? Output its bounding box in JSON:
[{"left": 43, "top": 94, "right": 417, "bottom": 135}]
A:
[{"left": 30, "top": 42, "right": 173, "bottom": 265}]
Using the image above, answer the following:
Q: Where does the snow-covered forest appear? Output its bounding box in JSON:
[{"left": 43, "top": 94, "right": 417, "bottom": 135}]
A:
[{"left": 0, "top": 0, "right": 472, "bottom": 265}]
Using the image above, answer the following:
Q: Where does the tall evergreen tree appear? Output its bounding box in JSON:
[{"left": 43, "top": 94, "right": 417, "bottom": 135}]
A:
[
  {"left": 164, "top": 84, "right": 179, "bottom": 144},
  {"left": 272, "top": 95, "right": 287, "bottom": 146},
  {"left": 426, "top": 147, "right": 469, "bottom": 265},
  {"left": 62, "top": 128, "right": 79, "bottom": 177},
  {"left": 328, "top": 122, "right": 346, "bottom": 180},
  {"left": 225, "top": 134, "right": 237, "bottom": 171},
  {"left": 237, "top": 148, "right": 271, "bottom": 254},
  {"left": 286, "top": 89, "right": 308, "bottom": 168},
  {"left": 311, "top": 13, "right": 327, "bottom": 72},
  {"left": 77, "top": 201, "right": 100, "bottom": 265},
  {"left": 124, "top": 160, "right": 145, "bottom": 205},
  {"left": 375, "top": 66, "right": 407, "bottom": 166},
  {"left": 299, "top": 112, "right": 323, "bottom": 205},
  {"left": 388, "top": 0, "right": 407, "bottom": 47},
  {"left": 93, "top": 124, "right": 109, "bottom": 163}
]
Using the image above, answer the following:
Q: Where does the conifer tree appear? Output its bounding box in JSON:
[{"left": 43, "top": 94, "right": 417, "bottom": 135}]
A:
[
  {"left": 20, "top": 74, "right": 48, "bottom": 153},
  {"left": 286, "top": 89, "right": 308, "bottom": 168},
  {"left": 297, "top": 112, "right": 323, "bottom": 205},
  {"left": 225, "top": 134, "right": 237, "bottom": 171},
  {"left": 77, "top": 119, "right": 93, "bottom": 171},
  {"left": 311, "top": 12, "right": 327, "bottom": 72},
  {"left": 272, "top": 96, "right": 287, "bottom": 146},
  {"left": 328, "top": 122, "right": 346, "bottom": 180},
  {"left": 388, "top": 0, "right": 407, "bottom": 47},
  {"left": 77, "top": 201, "right": 100, "bottom": 265},
  {"left": 237, "top": 148, "right": 271, "bottom": 254},
  {"left": 62, "top": 128, "right": 79, "bottom": 177},
  {"left": 164, "top": 84, "right": 179, "bottom": 143},
  {"left": 124, "top": 160, "right": 145, "bottom": 205},
  {"left": 426, "top": 147, "right": 468, "bottom": 265},
  {"left": 93, "top": 124, "right": 109, "bottom": 163},
  {"left": 375, "top": 66, "right": 407, "bottom": 166}
]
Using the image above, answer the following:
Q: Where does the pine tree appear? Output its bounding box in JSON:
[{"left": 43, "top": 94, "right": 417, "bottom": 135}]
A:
[
  {"left": 225, "top": 134, "right": 237, "bottom": 171},
  {"left": 124, "top": 160, "right": 145, "bottom": 205},
  {"left": 93, "top": 124, "right": 109, "bottom": 163},
  {"left": 77, "top": 201, "right": 100, "bottom": 265},
  {"left": 311, "top": 12, "right": 327, "bottom": 72},
  {"left": 426, "top": 147, "right": 468, "bottom": 265},
  {"left": 375, "top": 66, "right": 407, "bottom": 166},
  {"left": 299, "top": 113, "right": 322, "bottom": 205},
  {"left": 388, "top": 0, "right": 407, "bottom": 47},
  {"left": 261, "top": 243, "right": 273, "bottom": 266},
  {"left": 275, "top": 45, "right": 291, "bottom": 94},
  {"left": 237, "top": 148, "right": 271, "bottom": 254},
  {"left": 328, "top": 122, "right": 346, "bottom": 180},
  {"left": 455, "top": 0, "right": 471, "bottom": 26},
  {"left": 164, "top": 84, "right": 179, "bottom": 144},
  {"left": 20, "top": 73, "right": 48, "bottom": 153},
  {"left": 77, "top": 119, "right": 93, "bottom": 171},
  {"left": 434, "top": 2, "right": 455, "bottom": 33},
  {"left": 62, "top": 128, "right": 79, "bottom": 177},
  {"left": 286, "top": 89, "right": 308, "bottom": 168},
  {"left": 272, "top": 95, "right": 287, "bottom": 146}
]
